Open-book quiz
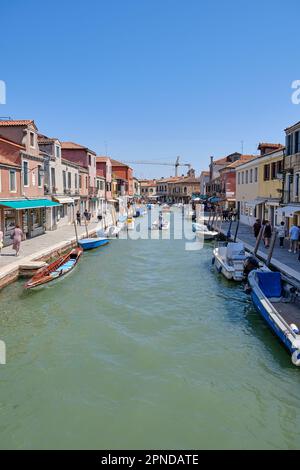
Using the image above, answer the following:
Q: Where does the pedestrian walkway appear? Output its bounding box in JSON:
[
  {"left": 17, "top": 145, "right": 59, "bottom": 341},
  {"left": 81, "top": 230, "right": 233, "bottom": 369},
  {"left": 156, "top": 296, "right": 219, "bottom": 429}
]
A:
[
  {"left": 213, "top": 218, "right": 300, "bottom": 282},
  {"left": 0, "top": 219, "right": 100, "bottom": 270}
]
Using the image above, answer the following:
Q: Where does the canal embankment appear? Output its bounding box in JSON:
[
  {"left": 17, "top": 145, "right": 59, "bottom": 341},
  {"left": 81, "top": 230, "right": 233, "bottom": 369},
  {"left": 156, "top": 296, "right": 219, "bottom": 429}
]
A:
[
  {"left": 207, "top": 216, "right": 300, "bottom": 284},
  {"left": 0, "top": 219, "right": 101, "bottom": 289}
]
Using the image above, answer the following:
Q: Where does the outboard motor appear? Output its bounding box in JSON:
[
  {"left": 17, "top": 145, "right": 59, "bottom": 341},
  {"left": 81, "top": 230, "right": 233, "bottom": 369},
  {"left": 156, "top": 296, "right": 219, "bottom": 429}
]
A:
[{"left": 243, "top": 256, "right": 260, "bottom": 278}]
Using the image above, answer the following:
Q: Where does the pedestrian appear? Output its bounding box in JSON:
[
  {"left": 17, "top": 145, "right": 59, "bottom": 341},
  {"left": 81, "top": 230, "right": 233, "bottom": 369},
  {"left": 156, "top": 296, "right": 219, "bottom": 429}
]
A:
[
  {"left": 289, "top": 223, "right": 299, "bottom": 253},
  {"left": 83, "top": 209, "right": 89, "bottom": 221},
  {"left": 263, "top": 220, "right": 272, "bottom": 248},
  {"left": 253, "top": 219, "right": 261, "bottom": 238},
  {"left": 276, "top": 221, "right": 286, "bottom": 248},
  {"left": 0, "top": 229, "right": 3, "bottom": 254},
  {"left": 76, "top": 210, "right": 81, "bottom": 226},
  {"left": 11, "top": 224, "right": 23, "bottom": 256}
]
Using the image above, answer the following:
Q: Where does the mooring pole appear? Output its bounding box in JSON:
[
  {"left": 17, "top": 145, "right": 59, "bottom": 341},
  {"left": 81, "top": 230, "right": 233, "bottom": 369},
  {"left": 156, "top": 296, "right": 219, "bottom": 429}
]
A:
[
  {"left": 227, "top": 220, "right": 233, "bottom": 241},
  {"left": 233, "top": 219, "right": 240, "bottom": 242},
  {"left": 266, "top": 230, "right": 277, "bottom": 267},
  {"left": 253, "top": 225, "right": 264, "bottom": 256},
  {"left": 84, "top": 218, "right": 89, "bottom": 238}
]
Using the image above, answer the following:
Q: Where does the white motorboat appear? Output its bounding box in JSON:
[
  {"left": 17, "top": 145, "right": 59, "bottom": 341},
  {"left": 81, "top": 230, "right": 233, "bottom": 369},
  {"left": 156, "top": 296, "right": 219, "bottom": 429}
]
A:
[
  {"left": 151, "top": 220, "right": 170, "bottom": 230},
  {"left": 127, "top": 217, "right": 135, "bottom": 230},
  {"left": 192, "top": 222, "right": 218, "bottom": 240},
  {"left": 212, "top": 242, "right": 248, "bottom": 281},
  {"left": 98, "top": 225, "right": 121, "bottom": 238}
]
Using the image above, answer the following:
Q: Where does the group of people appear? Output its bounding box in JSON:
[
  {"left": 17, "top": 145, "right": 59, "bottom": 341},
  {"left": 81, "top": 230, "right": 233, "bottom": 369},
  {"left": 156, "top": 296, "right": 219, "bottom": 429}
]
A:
[
  {"left": 222, "top": 209, "right": 238, "bottom": 222},
  {"left": 253, "top": 218, "right": 300, "bottom": 257},
  {"left": 76, "top": 209, "right": 91, "bottom": 226}
]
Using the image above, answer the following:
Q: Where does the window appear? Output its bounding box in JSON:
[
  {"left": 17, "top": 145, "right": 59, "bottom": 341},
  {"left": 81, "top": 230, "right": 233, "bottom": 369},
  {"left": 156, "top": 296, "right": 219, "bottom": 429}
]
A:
[
  {"left": 51, "top": 167, "right": 56, "bottom": 189},
  {"left": 55, "top": 145, "right": 61, "bottom": 159},
  {"left": 295, "top": 173, "right": 300, "bottom": 197},
  {"left": 30, "top": 132, "right": 35, "bottom": 147},
  {"left": 238, "top": 173, "right": 240, "bottom": 184},
  {"left": 245, "top": 170, "right": 248, "bottom": 184},
  {"left": 241, "top": 172, "right": 244, "bottom": 184},
  {"left": 9, "top": 170, "right": 16, "bottom": 192},
  {"left": 38, "top": 165, "right": 42, "bottom": 187},
  {"left": 75, "top": 174, "right": 78, "bottom": 189},
  {"left": 86, "top": 176, "right": 88, "bottom": 188},
  {"left": 88, "top": 155, "right": 91, "bottom": 166},
  {"left": 295, "top": 131, "right": 300, "bottom": 154},
  {"left": 254, "top": 167, "right": 258, "bottom": 182},
  {"left": 68, "top": 172, "right": 71, "bottom": 189},
  {"left": 23, "top": 161, "right": 29, "bottom": 186},
  {"left": 277, "top": 160, "right": 283, "bottom": 175},
  {"left": 271, "top": 162, "right": 277, "bottom": 179},
  {"left": 79, "top": 175, "right": 82, "bottom": 189},
  {"left": 250, "top": 169, "right": 253, "bottom": 183},
  {"left": 264, "top": 164, "right": 270, "bottom": 181},
  {"left": 63, "top": 170, "right": 66, "bottom": 189}
]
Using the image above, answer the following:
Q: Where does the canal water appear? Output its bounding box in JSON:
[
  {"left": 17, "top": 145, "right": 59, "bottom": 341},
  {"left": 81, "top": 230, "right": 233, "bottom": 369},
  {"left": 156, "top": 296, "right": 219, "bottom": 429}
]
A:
[{"left": 0, "top": 210, "right": 300, "bottom": 449}]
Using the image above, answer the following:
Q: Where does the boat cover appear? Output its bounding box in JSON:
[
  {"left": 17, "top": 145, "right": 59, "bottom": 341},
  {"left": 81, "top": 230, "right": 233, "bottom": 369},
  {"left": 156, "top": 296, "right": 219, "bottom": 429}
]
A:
[{"left": 256, "top": 271, "right": 282, "bottom": 298}]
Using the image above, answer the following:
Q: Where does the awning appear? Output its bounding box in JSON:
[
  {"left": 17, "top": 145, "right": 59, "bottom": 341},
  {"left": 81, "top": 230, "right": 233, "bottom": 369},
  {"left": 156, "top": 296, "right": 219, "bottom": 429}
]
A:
[
  {"left": 276, "top": 205, "right": 300, "bottom": 218},
  {"left": 245, "top": 199, "right": 265, "bottom": 209},
  {"left": 0, "top": 199, "right": 61, "bottom": 210},
  {"left": 53, "top": 196, "right": 74, "bottom": 204},
  {"left": 108, "top": 199, "right": 118, "bottom": 203}
]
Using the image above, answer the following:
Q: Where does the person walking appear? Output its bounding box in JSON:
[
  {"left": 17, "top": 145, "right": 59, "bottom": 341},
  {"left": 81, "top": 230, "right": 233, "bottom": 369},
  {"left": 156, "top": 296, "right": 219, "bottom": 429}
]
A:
[
  {"left": 76, "top": 210, "right": 81, "bottom": 226},
  {"left": 263, "top": 220, "right": 272, "bottom": 248},
  {"left": 289, "top": 223, "right": 299, "bottom": 253},
  {"left": 83, "top": 209, "right": 89, "bottom": 222},
  {"left": 277, "top": 221, "right": 286, "bottom": 248},
  {"left": 11, "top": 224, "right": 23, "bottom": 256},
  {"left": 253, "top": 219, "right": 261, "bottom": 238}
]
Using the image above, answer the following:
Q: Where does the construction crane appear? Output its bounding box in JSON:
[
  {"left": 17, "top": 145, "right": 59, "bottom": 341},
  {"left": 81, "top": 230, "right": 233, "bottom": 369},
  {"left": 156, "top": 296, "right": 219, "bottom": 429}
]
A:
[{"left": 121, "top": 156, "right": 191, "bottom": 177}]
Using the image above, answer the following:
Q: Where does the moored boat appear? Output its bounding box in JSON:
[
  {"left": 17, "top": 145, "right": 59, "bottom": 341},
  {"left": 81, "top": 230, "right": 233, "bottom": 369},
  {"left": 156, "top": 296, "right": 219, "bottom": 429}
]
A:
[
  {"left": 25, "top": 247, "right": 83, "bottom": 289},
  {"left": 151, "top": 220, "right": 170, "bottom": 230},
  {"left": 78, "top": 237, "right": 109, "bottom": 251},
  {"left": 212, "top": 242, "right": 249, "bottom": 281},
  {"left": 247, "top": 269, "right": 300, "bottom": 366},
  {"left": 192, "top": 222, "right": 218, "bottom": 240}
]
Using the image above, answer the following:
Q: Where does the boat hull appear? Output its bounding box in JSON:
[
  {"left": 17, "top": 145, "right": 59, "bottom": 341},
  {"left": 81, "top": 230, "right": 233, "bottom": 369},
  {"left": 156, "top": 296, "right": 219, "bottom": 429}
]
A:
[
  {"left": 213, "top": 248, "right": 244, "bottom": 281},
  {"left": 79, "top": 238, "right": 109, "bottom": 250}
]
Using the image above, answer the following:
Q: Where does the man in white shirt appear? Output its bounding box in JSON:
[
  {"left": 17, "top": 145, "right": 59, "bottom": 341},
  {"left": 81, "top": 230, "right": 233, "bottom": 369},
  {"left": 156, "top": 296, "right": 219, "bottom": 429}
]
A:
[{"left": 289, "top": 224, "right": 300, "bottom": 253}]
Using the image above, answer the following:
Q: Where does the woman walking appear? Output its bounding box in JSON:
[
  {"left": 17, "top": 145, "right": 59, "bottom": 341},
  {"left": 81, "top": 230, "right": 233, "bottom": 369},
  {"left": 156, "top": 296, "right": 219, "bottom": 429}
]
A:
[
  {"left": 263, "top": 220, "right": 272, "bottom": 248},
  {"left": 277, "top": 221, "right": 286, "bottom": 248},
  {"left": 11, "top": 224, "right": 23, "bottom": 256}
]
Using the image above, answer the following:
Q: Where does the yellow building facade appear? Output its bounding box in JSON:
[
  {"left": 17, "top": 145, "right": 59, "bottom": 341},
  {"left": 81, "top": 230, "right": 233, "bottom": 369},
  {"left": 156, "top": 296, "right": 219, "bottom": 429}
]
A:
[{"left": 236, "top": 148, "right": 283, "bottom": 226}]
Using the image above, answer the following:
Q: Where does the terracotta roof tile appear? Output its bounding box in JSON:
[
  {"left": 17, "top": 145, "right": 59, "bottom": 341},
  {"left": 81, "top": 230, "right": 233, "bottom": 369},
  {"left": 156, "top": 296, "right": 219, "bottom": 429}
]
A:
[
  {"left": 0, "top": 119, "right": 35, "bottom": 127},
  {"left": 61, "top": 141, "right": 96, "bottom": 155}
]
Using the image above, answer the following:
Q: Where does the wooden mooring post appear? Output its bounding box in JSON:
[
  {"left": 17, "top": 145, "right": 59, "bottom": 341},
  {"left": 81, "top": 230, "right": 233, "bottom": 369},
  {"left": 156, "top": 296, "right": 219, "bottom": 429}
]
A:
[
  {"left": 253, "top": 225, "right": 264, "bottom": 256},
  {"left": 266, "top": 230, "right": 277, "bottom": 267}
]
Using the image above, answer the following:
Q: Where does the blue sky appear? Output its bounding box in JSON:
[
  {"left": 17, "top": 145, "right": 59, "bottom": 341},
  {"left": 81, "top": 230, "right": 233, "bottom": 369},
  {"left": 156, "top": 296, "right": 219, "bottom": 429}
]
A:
[{"left": 1, "top": 0, "right": 300, "bottom": 178}]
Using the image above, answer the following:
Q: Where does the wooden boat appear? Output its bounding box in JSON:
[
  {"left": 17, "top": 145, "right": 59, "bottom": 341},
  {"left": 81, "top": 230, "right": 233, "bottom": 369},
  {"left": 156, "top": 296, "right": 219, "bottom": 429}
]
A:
[
  {"left": 79, "top": 237, "right": 109, "bottom": 251},
  {"left": 247, "top": 269, "right": 300, "bottom": 366},
  {"left": 25, "top": 247, "right": 83, "bottom": 289}
]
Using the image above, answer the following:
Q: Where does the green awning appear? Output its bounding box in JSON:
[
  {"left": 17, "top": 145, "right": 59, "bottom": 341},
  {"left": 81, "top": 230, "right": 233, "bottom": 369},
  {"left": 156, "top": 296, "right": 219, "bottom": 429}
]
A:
[{"left": 0, "top": 199, "right": 61, "bottom": 210}]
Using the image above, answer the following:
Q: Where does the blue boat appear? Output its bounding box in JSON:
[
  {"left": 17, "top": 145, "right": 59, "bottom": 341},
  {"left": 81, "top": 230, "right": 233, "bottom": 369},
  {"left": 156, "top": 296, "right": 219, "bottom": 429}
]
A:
[
  {"left": 78, "top": 237, "right": 109, "bottom": 251},
  {"left": 247, "top": 269, "right": 300, "bottom": 366}
]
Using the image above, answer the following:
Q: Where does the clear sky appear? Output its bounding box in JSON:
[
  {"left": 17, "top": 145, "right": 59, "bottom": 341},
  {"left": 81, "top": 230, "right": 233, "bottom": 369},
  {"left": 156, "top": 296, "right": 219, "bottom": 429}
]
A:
[{"left": 2, "top": 0, "right": 300, "bottom": 178}]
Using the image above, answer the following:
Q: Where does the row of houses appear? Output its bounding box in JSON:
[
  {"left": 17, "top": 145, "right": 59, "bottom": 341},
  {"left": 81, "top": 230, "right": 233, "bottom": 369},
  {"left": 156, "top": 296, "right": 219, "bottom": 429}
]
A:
[
  {"left": 139, "top": 169, "right": 201, "bottom": 203},
  {"left": 0, "top": 119, "right": 138, "bottom": 246},
  {"left": 200, "top": 119, "right": 300, "bottom": 230}
]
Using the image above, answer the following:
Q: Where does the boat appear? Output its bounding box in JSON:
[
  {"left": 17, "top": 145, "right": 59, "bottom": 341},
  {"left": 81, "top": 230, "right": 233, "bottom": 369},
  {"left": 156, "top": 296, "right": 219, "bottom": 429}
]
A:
[
  {"left": 212, "top": 242, "right": 250, "bottom": 281},
  {"left": 161, "top": 204, "right": 171, "bottom": 212},
  {"left": 78, "top": 237, "right": 109, "bottom": 251},
  {"left": 151, "top": 220, "right": 170, "bottom": 230},
  {"left": 25, "top": 247, "right": 83, "bottom": 289},
  {"left": 98, "top": 225, "right": 121, "bottom": 238},
  {"left": 247, "top": 269, "right": 300, "bottom": 366},
  {"left": 192, "top": 222, "right": 218, "bottom": 240}
]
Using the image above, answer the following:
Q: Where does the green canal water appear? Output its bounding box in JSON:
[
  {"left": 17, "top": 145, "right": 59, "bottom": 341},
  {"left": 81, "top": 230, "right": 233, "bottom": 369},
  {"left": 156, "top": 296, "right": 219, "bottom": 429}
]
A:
[{"left": 0, "top": 211, "right": 300, "bottom": 449}]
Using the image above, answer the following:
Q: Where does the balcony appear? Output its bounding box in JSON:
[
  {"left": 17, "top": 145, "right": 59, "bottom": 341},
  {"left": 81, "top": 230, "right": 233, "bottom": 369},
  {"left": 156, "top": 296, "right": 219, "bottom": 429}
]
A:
[{"left": 64, "top": 188, "right": 71, "bottom": 195}]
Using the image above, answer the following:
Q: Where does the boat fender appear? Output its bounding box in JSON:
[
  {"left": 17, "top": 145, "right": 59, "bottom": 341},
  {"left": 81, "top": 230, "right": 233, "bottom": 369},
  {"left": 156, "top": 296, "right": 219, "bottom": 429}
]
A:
[
  {"left": 290, "top": 323, "right": 300, "bottom": 335},
  {"left": 217, "top": 266, "right": 222, "bottom": 274},
  {"left": 291, "top": 349, "right": 300, "bottom": 366},
  {"left": 212, "top": 256, "right": 215, "bottom": 265}
]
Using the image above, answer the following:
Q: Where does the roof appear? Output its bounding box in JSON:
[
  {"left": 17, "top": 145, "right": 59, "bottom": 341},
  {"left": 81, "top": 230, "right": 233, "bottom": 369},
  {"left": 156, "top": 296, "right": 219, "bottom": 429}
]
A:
[
  {"left": 110, "top": 158, "right": 132, "bottom": 168},
  {"left": 284, "top": 121, "right": 300, "bottom": 133},
  {"left": 61, "top": 141, "right": 96, "bottom": 155},
  {"left": 224, "top": 155, "right": 257, "bottom": 169},
  {"left": 96, "top": 170, "right": 105, "bottom": 178},
  {"left": 200, "top": 170, "right": 210, "bottom": 176},
  {"left": 96, "top": 156, "right": 111, "bottom": 163},
  {"left": 140, "top": 179, "right": 157, "bottom": 186},
  {"left": 257, "top": 142, "right": 283, "bottom": 150},
  {"left": 0, "top": 119, "right": 37, "bottom": 129},
  {"left": 38, "top": 134, "right": 60, "bottom": 144}
]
